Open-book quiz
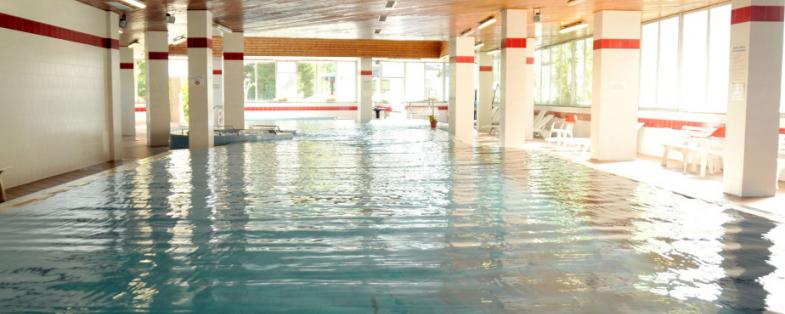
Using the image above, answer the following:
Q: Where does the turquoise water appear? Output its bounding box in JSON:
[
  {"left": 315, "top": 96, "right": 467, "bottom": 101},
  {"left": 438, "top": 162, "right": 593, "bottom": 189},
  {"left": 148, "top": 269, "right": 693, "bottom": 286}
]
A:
[{"left": 0, "top": 120, "right": 783, "bottom": 313}]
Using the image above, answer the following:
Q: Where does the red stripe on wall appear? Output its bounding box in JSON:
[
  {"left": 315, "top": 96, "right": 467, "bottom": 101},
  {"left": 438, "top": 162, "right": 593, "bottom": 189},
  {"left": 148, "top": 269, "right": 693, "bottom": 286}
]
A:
[
  {"left": 437, "top": 105, "right": 449, "bottom": 110},
  {"left": 213, "top": 69, "right": 223, "bottom": 75},
  {"left": 451, "top": 56, "right": 475, "bottom": 63},
  {"left": 593, "top": 38, "right": 640, "bottom": 50},
  {"left": 148, "top": 52, "right": 169, "bottom": 60},
  {"left": 120, "top": 63, "right": 134, "bottom": 69},
  {"left": 187, "top": 37, "right": 212, "bottom": 48},
  {"left": 479, "top": 66, "right": 493, "bottom": 72},
  {"left": 360, "top": 70, "right": 373, "bottom": 76},
  {"left": 135, "top": 107, "right": 146, "bottom": 112},
  {"left": 245, "top": 106, "right": 358, "bottom": 111},
  {"left": 0, "top": 12, "right": 119, "bottom": 49},
  {"left": 731, "top": 6, "right": 785, "bottom": 24},
  {"left": 502, "top": 38, "right": 527, "bottom": 48},
  {"left": 224, "top": 52, "right": 244, "bottom": 60},
  {"left": 526, "top": 57, "right": 535, "bottom": 65}
]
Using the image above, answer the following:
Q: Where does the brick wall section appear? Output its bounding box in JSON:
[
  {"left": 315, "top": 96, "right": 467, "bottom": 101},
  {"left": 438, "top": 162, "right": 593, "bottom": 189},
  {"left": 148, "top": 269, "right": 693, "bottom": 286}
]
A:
[{"left": 170, "top": 37, "right": 446, "bottom": 58}]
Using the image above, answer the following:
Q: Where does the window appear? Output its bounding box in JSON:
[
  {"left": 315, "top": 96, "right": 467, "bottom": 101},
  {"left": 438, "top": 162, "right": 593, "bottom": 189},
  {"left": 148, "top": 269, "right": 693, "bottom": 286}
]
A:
[
  {"left": 244, "top": 59, "right": 357, "bottom": 102},
  {"left": 639, "top": 4, "right": 731, "bottom": 113},
  {"left": 707, "top": 5, "right": 730, "bottom": 113},
  {"left": 425, "top": 63, "right": 445, "bottom": 100},
  {"left": 534, "top": 37, "right": 593, "bottom": 106},
  {"left": 681, "top": 10, "right": 708, "bottom": 112},
  {"left": 657, "top": 17, "right": 680, "bottom": 110},
  {"left": 639, "top": 23, "right": 659, "bottom": 109},
  {"left": 373, "top": 60, "right": 448, "bottom": 104}
]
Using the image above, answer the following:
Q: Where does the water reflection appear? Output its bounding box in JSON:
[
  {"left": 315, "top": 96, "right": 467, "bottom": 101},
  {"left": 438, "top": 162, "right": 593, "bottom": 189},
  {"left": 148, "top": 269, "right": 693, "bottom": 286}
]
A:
[{"left": 0, "top": 120, "right": 782, "bottom": 312}]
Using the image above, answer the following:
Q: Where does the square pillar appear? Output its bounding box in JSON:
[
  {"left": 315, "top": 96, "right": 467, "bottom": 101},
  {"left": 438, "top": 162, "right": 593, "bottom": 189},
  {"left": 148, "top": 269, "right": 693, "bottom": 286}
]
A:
[
  {"left": 145, "top": 31, "right": 170, "bottom": 147},
  {"left": 590, "top": 10, "right": 641, "bottom": 161},
  {"left": 213, "top": 55, "right": 224, "bottom": 128},
  {"left": 120, "top": 47, "right": 136, "bottom": 137},
  {"left": 359, "top": 57, "right": 374, "bottom": 123},
  {"left": 223, "top": 32, "right": 245, "bottom": 129},
  {"left": 449, "top": 36, "right": 475, "bottom": 143},
  {"left": 500, "top": 9, "right": 529, "bottom": 148},
  {"left": 524, "top": 38, "right": 535, "bottom": 141},
  {"left": 187, "top": 10, "right": 214, "bottom": 150},
  {"left": 724, "top": 0, "right": 784, "bottom": 197},
  {"left": 106, "top": 12, "right": 122, "bottom": 161},
  {"left": 477, "top": 52, "right": 494, "bottom": 131}
]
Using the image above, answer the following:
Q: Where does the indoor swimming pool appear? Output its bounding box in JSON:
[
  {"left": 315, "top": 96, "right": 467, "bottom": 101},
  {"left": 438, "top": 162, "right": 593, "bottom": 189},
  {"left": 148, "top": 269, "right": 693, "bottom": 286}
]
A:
[{"left": 0, "top": 121, "right": 783, "bottom": 313}]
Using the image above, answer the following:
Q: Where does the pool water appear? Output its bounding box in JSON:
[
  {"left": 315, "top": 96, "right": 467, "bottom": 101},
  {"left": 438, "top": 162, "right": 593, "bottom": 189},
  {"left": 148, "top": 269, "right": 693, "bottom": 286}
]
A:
[{"left": 0, "top": 120, "right": 783, "bottom": 313}]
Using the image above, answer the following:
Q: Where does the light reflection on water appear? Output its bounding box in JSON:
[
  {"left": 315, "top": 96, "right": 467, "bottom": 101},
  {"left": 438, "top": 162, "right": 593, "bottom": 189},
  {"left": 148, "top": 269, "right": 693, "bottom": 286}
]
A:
[{"left": 0, "top": 120, "right": 783, "bottom": 313}]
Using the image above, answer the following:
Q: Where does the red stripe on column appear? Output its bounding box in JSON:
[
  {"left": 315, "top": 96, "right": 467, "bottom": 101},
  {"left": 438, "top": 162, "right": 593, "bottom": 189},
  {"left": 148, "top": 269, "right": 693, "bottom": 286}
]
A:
[
  {"left": 213, "top": 69, "right": 223, "bottom": 75},
  {"left": 479, "top": 66, "right": 493, "bottom": 72},
  {"left": 502, "top": 38, "right": 527, "bottom": 48},
  {"left": 526, "top": 57, "right": 534, "bottom": 64},
  {"left": 148, "top": 52, "right": 169, "bottom": 60},
  {"left": 224, "top": 52, "right": 244, "bottom": 60},
  {"left": 187, "top": 37, "right": 212, "bottom": 48},
  {"left": 451, "top": 56, "right": 474, "bottom": 63},
  {"left": 120, "top": 63, "right": 134, "bottom": 69},
  {"left": 0, "top": 12, "right": 119, "bottom": 49},
  {"left": 731, "top": 6, "right": 785, "bottom": 24},
  {"left": 360, "top": 70, "right": 373, "bottom": 76},
  {"left": 593, "top": 39, "right": 640, "bottom": 50},
  {"left": 135, "top": 107, "right": 146, "bottom": 112}
]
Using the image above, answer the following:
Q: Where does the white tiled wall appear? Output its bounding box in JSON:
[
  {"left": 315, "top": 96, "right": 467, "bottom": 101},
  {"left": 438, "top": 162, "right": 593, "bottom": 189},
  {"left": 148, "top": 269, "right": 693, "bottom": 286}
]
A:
[{"left": 0, "top": 0, "right": 112, "bottom": 188}]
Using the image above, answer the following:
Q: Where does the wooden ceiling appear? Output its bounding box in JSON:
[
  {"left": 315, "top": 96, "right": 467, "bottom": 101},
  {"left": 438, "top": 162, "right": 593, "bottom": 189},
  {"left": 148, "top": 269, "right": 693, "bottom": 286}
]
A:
[{"left": 77, "top": 0, "right": 729, "bottom": 52}]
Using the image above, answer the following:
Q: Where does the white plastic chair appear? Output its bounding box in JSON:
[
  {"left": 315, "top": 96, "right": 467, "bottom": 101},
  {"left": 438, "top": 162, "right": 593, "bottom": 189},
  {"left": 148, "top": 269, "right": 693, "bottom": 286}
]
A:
[{"left": 533, "top": 114, "right": 555, "bottom": 138}]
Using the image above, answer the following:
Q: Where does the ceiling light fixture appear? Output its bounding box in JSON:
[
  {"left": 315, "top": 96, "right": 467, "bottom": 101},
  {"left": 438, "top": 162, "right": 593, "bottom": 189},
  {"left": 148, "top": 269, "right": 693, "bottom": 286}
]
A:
[
  {"left": 477, "top": 16, "right": 496, "bottom": 30},
  {"left": 474, "top": 42, "right": 484, "bottom": 50},
  {"left": 460, "top": 28, "right": 474, "bottom": 36},
  {"left": 215, "top": 23, "right": 232, "bottom": 34},
  {"left": 384, "top": 0, "right": 396, "bottom": 9},
  {"left": 118, "top": 0, "right": 146, "bottom": 9},
  {"left": 119, "top": 14, "right": 128, "bottom": 28},
  {"left": 379, "top": 15, "right": 388, "bottom": 22},
  {"left": 487, "top": 49, "right": 500, "bottom": 55},
  {"left": 171, "top": 35, "right": 186, "bottom": 45},
  {"left": 127, "top": 39, "right": 140, "bottom": 48},
  {"left": 566, "top": 0, "right": 586, "bottom": 7},
  {"left": 559, "top": 21, "right": 587, "bottom": 34}
]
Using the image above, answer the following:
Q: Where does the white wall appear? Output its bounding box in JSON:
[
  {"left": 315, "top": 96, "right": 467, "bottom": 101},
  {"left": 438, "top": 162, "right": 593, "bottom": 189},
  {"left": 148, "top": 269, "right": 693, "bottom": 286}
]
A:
[{"left": 0, "top": 0, "right": 113, "bottom": 188}]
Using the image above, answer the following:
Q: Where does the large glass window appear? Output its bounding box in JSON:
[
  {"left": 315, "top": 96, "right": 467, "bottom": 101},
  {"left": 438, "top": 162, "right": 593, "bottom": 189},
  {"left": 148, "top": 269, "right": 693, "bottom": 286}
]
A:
[
  {"left": 244, "top": 59, "right": 356, "bottom": 102},
  {"left": 373, "top": 60, "right": 448, "bottom": 105},
  {"left": 639, "top": 4, "right": 731, "bottom": 113},
  {"left": 657, "top": 17, "right": 680, "bottom": 110},
  {"left": 707, "top": 5, "right": 731, "bottom": 113},
  {"left": 534, "top": 37, "right": 593, "bottom": 106}
]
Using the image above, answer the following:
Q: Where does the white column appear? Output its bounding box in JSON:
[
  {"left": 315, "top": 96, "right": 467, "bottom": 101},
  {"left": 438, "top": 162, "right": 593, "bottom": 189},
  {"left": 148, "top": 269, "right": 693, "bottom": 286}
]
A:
[
  {"left": 120, "top": 47, "right": 136, "bottom": 136},
  {"left": 106, "top": 12, "right": 122, "bottom": 161},
  {"left": 187, "top": 10, "right": 214, "bottom": 150},
  {"left": 120, "top": 47, "right": 135, "bottom": 137},
  {"left": 213, "top": 55, "right": 224, "bottom": 128},
  {"left": 724, "top": 0, "right": 784, "bottom": 197},
  {"left": 590, "top": 10, "right": 641, "bottom": 161},
  {"left": 359, "top": 57, "right": 374, "bottom": 123},
  {"left": 449, "top": 36, "right": 475, "bottom": 143},
  {"left": 223, "top": 32, "right": 245, "bottom": 129},
  {"left": 500, "top": 9, "right": 528, "bottom": 148},
  {"left": 523, "top": 37, "right": 535, "bottom": 140},
  {"left": 477, "top": 52, "right": 494, "bottom": 131},
  {"left": 145, "top": 31, "right": 170, "bottom": 147}
]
